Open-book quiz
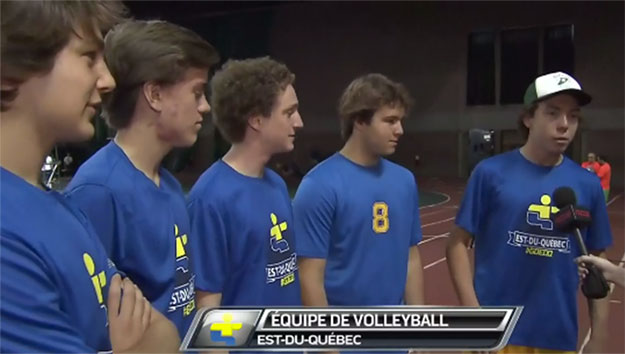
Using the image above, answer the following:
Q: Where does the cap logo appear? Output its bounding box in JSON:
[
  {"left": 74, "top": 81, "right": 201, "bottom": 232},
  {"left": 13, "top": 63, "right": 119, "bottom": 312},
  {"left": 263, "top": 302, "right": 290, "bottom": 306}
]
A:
[{"left": 557, "top": 77, "right": 569, "bottom": 85}]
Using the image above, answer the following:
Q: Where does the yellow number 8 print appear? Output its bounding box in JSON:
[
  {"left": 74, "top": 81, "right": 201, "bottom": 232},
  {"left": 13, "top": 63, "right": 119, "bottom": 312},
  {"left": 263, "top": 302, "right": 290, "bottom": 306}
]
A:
[{"left": 372, "top": 202, "right": 389, "bottom": 233}]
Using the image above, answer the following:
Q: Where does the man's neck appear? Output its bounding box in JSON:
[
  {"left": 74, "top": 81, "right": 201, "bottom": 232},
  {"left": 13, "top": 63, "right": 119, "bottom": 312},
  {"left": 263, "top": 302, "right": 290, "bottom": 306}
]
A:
[
  {"left": 114, "top": 123, "right": 172, "bottom": 186},
  {"left": 222, "top": 140, "right": 271, "bottom": 178},
  {"left": 0, "top": 112, "right": 53, "bottom": 188},
  {"left": 520, "top": 142, "right": 563, "bottom": 167},
  {"left": 340, "top": 135, "right": 380, "bottom": 167}
]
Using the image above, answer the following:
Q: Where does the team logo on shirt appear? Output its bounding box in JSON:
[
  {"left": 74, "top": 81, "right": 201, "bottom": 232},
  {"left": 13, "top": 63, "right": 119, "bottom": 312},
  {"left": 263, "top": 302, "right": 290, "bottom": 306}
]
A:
[
  {"left": 266, "top": 254, "right": 298, "bottom": 286},
  {"left": 266, "top": 213, "right": 297, "bottom": 286},
  {"left": 269, "top": 213, "right": 290, "bottom": 253},
  {"left": 506, "top": 194, "right": 570, "bottom": 258},
  {"left": 507, "top": 231, "right": 571, "bottom": 257},
  {"left": 526, "top": 194, "right": 559, "bottom": 231},
  {"left": 170, "top": 224, "right": 196, "bottom": 317},
  {"left": 83, "top": 252, "right": 109, "bottom": 325}
]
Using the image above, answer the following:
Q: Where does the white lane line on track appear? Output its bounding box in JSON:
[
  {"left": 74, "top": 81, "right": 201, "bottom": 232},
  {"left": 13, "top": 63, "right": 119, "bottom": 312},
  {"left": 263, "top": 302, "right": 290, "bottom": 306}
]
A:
[
  {"left": 418, "top": 233, "right": 450, "bottom": 246},
  {"left": 419, "top": 192, "right": 451, "bottom": 210}
]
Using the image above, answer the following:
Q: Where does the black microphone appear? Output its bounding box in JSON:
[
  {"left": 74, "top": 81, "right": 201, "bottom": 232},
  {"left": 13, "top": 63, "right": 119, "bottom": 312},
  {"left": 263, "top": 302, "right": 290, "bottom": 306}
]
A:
[
  {"left": 552, "top": 188, "right": 591, "bottom": 253},
  {"left": 552, "top": 187, "right": 609, "bottom": 299}
]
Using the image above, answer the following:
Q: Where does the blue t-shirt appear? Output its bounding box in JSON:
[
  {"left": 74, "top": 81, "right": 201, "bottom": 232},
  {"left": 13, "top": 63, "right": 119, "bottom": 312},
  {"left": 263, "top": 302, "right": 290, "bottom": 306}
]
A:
[
  {"left": 1, "top": 167, "right": 118, "bottom": 352},
  {"left": 65, "top": 142, "right": 196, "bottom": 335},
  {"left": 293, "top": 153, "right": 422, "bottom": 306},
  {"left": 456, "top": 150, "right": 612, "bottom": 351},
  {"left": 187, "top": 160, "right": 301, "bottom": 306}
]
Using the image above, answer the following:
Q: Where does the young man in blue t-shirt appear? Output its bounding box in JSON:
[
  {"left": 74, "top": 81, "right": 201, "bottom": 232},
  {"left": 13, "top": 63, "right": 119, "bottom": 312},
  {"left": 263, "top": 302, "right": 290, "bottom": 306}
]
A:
[
  {"left": 188, "top": 57, "right": 303, "bottom": 308},
  {"left": 1, "top": 2, "right": 178, "bottom": 352},
  {"left": 447, "top": 72, "right": 612, "bottom": 353},
  {"left": 293, "top": 74, "right": 424, "bottom": 308},
  {"left": 65, "top": 20, "right": 219, "bottom": 336}
]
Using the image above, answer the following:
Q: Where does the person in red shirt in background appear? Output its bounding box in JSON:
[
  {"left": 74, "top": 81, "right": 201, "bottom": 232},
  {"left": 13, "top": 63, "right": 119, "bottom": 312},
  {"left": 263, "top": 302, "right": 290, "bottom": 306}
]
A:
[
  {"left": 582, "top": 152, "right": 600, "bottom": 174},
  {"left": 597, "top": 155, "right": 612, "bottom": 202}
]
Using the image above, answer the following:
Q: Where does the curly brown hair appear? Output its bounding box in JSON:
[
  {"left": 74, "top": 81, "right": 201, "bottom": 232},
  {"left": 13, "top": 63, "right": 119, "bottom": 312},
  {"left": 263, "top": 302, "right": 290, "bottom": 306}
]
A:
[
  {"left": 102, "top": 20, "right": 219, "bottom": 129},
  {"left": 210, "top": 56, "right": 295, "bottom": 143},
  {"left": 1, "top": 0, "right": 127, "bottom": 112},
  {"left": 338, "top": 73, "right": 413, "bottom": 140}
]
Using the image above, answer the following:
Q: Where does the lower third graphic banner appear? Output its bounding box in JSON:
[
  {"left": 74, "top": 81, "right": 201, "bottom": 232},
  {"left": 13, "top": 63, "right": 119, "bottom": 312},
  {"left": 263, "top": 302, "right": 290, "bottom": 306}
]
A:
[{"left": 181, "top": 307, "right": 522, "bottom": 351}]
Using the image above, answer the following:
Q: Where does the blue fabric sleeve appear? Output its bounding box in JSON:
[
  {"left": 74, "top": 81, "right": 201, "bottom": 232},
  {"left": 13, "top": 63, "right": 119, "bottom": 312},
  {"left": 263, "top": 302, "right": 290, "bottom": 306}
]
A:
[
  {"left": 65, "top": 184, "right": 126, "bottom": 261},
  {"left": 455, "top": 163, "right": 490, "bottom": 238},
  {"left": 411, "top": 179, "right": 423, "bottom": 245},
  {"left": 187, "top": 198, "right": 228, "bottom": 293},
  {"left": 1, "top": 233, "right": 96, "bottom": 352},
  {"left": 292, "top": 176, "right": 335, "bottom": 259},
  {"left": 586, "top": 181, "right": 613, "bottom": 251}
]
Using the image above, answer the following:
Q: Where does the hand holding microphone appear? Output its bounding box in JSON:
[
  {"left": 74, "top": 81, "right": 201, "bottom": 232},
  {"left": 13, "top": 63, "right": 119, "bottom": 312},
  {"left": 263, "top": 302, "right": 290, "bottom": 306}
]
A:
[
  {"left": 552, "top": 187, "right": 610, "bottom": 299},
  {"left": 576, "top": 255, "right": 625, "bottom": 288}
]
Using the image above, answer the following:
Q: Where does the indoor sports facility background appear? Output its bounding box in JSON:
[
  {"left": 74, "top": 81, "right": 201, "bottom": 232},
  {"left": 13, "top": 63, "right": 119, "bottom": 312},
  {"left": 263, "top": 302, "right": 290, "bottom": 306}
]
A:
[{"left": 54, "top": 1, "right": 623, "bottom": 352}]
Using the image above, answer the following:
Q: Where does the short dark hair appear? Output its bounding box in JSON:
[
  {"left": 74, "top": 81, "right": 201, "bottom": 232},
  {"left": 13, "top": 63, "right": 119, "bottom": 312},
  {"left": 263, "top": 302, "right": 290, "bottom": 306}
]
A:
[
  {"left": 102, "top": 20, "right": 219, "bottom": 129},
  {"left": 517, "top": 103, "right": 539, "bottom": 141},
  {"left": 1, "top": 0, "right": 127, "bottom": 112},
  {"left": 210, "top": 57, "right": 295, "bottom": 143},
  {"left": 338, "top": 73, "right": 413, "bottom": 140}
]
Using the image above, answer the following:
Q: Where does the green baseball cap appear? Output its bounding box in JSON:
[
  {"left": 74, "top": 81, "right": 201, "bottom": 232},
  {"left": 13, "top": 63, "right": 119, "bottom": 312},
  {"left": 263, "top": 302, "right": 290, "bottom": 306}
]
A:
[{"left": 523, "top": 72, "right": 592, "bottom": 107}]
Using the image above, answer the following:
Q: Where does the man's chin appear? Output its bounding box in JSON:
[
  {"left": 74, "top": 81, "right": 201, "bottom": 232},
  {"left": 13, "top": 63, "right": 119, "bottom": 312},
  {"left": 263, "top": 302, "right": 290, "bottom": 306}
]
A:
[
  {"left": 382, "top": 147, "right": 396, "bottom": 156},
  {"left": 281, "top": 142, "right": 295, "bottom": 153},
  {"left": 63, "top": 125, "right": 95, "bottom": 143},
  {"left": 175, "top": 134, "right": 199, "bottom": 148},
  {"left": 553, "top": 144, "right": 569, "bottom": 154},
  {"left": 546, "top": 146, "right": 568, "bottom": 159}
]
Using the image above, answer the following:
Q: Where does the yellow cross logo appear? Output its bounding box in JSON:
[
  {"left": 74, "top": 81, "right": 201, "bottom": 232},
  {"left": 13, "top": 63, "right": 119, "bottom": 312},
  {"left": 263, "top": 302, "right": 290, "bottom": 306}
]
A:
[
  {"left": 175, "top": 224, "right": 188, "bottom": 258},
  {"left": 83, "top": 253, "right": 106, "bottom": 304},
  {"left": 210, "top": 313, "right": 242, "bottom": 337},
  {"left": 270, "top": 213, "right": 287, "bottom": 240},
  {"left": 528, "top": 194, "right": 560, "bottom": 219}
]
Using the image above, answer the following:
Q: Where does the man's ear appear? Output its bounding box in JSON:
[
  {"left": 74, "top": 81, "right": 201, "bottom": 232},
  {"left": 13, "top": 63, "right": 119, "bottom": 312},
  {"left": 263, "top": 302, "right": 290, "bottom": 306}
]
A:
[
  {"left": 142, "top": 81, "right": 163, "bottom": 112},
  {"left": 0, "top": 78, "right": 18, "bottom": 93},
  {"left": 522, "top": 114, "right": 533, "bottom": 131},
  {"left": 353, "top": 117, "right": 368, "bottom": 134},
  {"left": 1, "top": 79, "right": 19, "bottom": 108},
  {"left": 248, "top": 114, "right": 264, "bottom": 132}
]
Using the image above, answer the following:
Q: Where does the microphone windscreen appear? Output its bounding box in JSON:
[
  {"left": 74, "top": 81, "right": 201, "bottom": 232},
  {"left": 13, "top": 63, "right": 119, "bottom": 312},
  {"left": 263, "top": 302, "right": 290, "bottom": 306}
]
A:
[{"left": 553, "top": 187, "right": 577, "bottom": 208}]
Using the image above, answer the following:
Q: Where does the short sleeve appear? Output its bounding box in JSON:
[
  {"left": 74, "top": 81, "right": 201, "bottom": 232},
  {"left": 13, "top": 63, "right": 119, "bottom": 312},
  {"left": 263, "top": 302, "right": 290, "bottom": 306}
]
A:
[
  {"left": 455, "top": 163, "right": 491, "bottom": 238},
  {"left": 292, "top": 176, "right": 336, "bottom": 259},
  {"left": 1, "top": 233, "right": 97, "bottom": 352},
  {"left": 64, "top": 184, "right": 127, "bottom": 260},
  {"left": 586, "top": 181, "right": 613, "bottom": 251},
  {"left": 411, "top": 179, "right": 423, "bottom": 246},
  {"left": 187, "top": 198, "right": 229, "bottom": 292}
]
